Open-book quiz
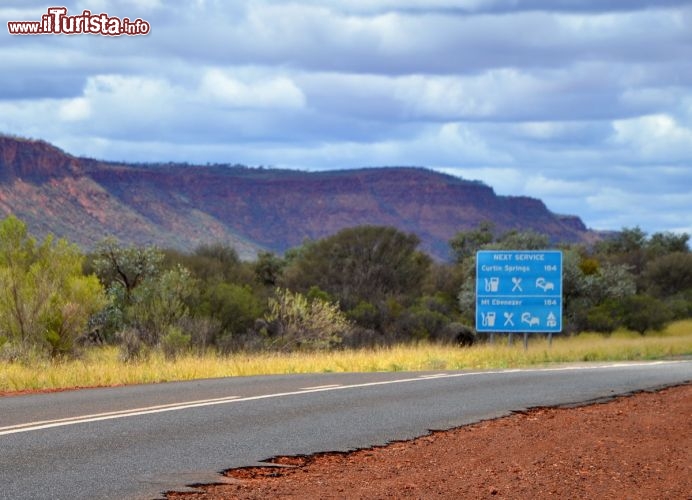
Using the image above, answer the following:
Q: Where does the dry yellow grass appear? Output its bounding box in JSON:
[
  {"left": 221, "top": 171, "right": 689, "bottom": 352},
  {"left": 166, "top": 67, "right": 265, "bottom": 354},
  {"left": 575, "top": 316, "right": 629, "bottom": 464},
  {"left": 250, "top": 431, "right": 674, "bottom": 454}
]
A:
[{"left": 1, "top": 320, "right": 691, "bottom": 393}]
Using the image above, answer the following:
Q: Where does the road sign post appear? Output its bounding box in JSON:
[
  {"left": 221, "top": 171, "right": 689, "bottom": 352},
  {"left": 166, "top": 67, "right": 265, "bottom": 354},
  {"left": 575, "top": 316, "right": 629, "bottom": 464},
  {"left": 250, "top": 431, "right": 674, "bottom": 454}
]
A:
[{"left": 476, "top": 250, "right": 562, "bottom": 335}]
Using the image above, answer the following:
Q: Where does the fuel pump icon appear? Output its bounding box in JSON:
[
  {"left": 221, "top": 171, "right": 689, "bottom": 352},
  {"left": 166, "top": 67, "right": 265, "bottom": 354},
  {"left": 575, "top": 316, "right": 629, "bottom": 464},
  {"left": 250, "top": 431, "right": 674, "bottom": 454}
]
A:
[
  {"left": 484, "top": 277, "right": 500, "bottom": 292},
  {"left": 481, "top": 312, "right": 496, "bottom": 327}
]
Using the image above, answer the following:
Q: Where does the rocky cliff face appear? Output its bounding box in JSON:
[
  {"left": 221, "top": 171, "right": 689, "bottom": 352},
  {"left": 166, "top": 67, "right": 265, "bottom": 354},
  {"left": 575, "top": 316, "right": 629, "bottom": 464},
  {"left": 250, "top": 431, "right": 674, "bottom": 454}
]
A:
[
  {"left": 0, "top": 135, "right": 598, "bottom": 260},
  {"left": 0, "top": 136, "right": 82, "bottom": 180}
]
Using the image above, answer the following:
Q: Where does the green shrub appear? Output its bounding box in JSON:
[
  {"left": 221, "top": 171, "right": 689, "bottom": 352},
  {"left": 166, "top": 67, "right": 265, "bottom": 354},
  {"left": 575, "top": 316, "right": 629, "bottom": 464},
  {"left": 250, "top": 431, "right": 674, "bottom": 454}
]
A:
[
  {"left": 264, "top": 288, "right": 353, "bottom": 351},
  {"left": 202, "top": 282, "right": 263, "bottom": 339},
  {"left": 394, "top": 306, "right": 448, "bottom": 341},
  {"left": 160, "top": 325, "right": 191, "bottom": 360},
  {"left": 347, "top": 301, "right": 381, "bottom": 330}
]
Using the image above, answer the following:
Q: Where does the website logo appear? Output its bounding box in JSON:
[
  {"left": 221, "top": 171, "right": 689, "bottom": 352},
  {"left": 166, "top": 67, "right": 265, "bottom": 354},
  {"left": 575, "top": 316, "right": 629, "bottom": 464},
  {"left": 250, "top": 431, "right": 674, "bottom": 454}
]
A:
[{"left": 8, "top": 7, "right": 150, "bottom": 36}]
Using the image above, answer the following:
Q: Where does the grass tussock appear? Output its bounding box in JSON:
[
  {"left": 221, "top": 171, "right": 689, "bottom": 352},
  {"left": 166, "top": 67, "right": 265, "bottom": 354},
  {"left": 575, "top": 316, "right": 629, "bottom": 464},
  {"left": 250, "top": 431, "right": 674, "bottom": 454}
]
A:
[{"left": 1, "top": 320, "right": 691, "bottom": 393}]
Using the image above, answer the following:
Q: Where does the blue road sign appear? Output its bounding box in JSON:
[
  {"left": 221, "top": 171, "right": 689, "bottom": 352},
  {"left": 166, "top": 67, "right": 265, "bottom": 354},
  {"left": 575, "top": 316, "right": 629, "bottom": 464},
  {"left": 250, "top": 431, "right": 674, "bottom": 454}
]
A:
[{"left": 476, "top": 250, "right": 562, "bottom": 333}]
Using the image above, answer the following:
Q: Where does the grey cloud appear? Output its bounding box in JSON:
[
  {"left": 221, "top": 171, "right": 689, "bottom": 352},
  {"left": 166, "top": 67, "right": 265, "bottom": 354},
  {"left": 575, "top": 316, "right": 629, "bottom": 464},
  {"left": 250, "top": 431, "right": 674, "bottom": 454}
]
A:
[
  {"left": 401, "top": 0, "right": 691, "bottom": 15},
  {"left": 133, "top": 4, "right": 691, "bottom": 79},
  {"left": 248, "top": 0, "right": 692, "bottom": 16},
  {"left": 0, "top": 73, "right": 84, "bottom": 100}
]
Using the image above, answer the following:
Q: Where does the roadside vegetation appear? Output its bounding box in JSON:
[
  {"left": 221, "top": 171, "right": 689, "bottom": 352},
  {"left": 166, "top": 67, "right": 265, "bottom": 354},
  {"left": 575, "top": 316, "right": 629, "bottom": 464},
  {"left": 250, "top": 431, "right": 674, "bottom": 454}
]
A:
[
  {"left": 0, "top": 215, "right": 690, "bottom": 392},
  {"left": 2, "top": 321, "right": 690, "bottom": 392}
]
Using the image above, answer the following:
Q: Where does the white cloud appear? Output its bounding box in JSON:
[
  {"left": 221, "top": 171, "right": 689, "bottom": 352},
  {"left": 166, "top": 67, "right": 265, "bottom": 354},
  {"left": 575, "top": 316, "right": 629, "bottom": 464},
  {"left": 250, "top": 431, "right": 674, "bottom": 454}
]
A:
[
  {"left": 200, "top": 69, "right": 305, "bottom": 110},
  {"left": 82, "top": 75, "right": 179, "bottom": 124},
  {"left": 0, "top": 100, "right": 58, "bottom": 140},
  {"left": 523, "top": 175, "right": 593, "bottom": 198},
  {"left": 235, "top": 121, "right": 511, "bottom": 169},
  {"left": 393, "top": 73, "right": 507, "bottom": 119},
  {"left": 300, "top": 63, "right": 677, "bottom": 124},
  {"left": 611, "top": 114, "right": 692, "bottom": 160},
  {"left": 59, "top": 97, "right": 91, "bottom": 122},
  {"left": 586, "top": 187, "right": 692, "bottom": 233},
  {"left": 430, "top": 123, "right": 511, "bottom": 164}
]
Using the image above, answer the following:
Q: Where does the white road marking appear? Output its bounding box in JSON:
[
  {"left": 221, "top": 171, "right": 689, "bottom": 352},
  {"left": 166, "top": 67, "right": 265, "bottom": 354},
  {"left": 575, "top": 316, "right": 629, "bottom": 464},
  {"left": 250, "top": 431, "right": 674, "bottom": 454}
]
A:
[
  {"left": 300, "top": 384, "right": 342, "bottom": 390},
  {"left": 0, "top": 361, "right": 682, "bottom": 437},
  {"left": 0, "top": 395, "right": 241, "bottom": 436}
]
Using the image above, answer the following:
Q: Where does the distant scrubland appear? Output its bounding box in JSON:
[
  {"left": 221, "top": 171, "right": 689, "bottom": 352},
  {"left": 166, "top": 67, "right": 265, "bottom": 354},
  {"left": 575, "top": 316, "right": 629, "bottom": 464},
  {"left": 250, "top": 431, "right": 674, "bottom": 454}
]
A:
[{"left": 0, "top": 215, "right": 690, "bottom": 374}]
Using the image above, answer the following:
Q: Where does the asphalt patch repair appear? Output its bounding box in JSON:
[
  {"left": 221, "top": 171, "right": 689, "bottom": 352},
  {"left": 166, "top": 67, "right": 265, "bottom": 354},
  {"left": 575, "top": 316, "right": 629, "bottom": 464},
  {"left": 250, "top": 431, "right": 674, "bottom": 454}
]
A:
[{"left": 165, "top": 383, "right": 691, "bottom": 499}]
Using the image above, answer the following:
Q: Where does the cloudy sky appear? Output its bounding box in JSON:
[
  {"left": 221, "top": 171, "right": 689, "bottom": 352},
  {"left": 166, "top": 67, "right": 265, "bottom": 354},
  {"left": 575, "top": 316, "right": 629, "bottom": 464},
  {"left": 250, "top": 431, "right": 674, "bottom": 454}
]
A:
[{"left": 2, "top": 0, "right": 691, "bottom": 236}]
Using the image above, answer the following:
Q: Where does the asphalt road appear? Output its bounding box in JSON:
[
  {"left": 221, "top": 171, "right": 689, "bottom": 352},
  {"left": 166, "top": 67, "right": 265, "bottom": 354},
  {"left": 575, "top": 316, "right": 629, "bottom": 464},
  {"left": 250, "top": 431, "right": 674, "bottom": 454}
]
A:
[{"left": 1, "top": 361, "right": 690, "bottom": 499}]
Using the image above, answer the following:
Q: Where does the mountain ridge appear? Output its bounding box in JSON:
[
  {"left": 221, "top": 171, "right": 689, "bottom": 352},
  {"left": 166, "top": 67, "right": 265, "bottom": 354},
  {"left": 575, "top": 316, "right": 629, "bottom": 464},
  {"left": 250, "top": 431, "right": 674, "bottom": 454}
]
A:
[{"left": 0, "top": 135, "right": 599, "bottom": 260}]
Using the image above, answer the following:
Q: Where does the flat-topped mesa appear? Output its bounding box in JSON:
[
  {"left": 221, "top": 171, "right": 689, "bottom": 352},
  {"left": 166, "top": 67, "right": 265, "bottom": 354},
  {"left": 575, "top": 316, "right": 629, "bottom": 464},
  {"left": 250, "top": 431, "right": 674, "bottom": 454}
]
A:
[{"left": 0, "top": 135, "right": 599, "bottom": 260}]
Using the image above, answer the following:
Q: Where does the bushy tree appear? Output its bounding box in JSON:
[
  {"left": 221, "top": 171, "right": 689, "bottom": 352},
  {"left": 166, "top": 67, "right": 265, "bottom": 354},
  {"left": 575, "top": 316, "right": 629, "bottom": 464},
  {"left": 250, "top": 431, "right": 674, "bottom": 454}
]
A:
[
  {"left": 449, "top": 221, "right": 494, "bottom": 264},
  {"left": 597, "top": 227, "right": 647, "bottom": 256},
  {"left": 0, "top": 216, "right": 106, "bottom": 357},
  {"left": 421, "top": 262, "right": 466, "bottom": 307},
  {"left": 163, "top": 243, "right": 268, "bottom": 349},
  {"left": 642, "top": 252, "right": 692, "bottom": 298},
  {"left": 164, "top": 243, "right": 252, "bottom": 285},
  {"left": 254, "top": 251, "right": 285, "bottom": 286},
  {"left": 92, "top": 237, "right": 163, "bottom": 305},
  {"left": 562, "top": 248, "right": 637, "bottom": 333},
  {"left": 646, "top": 231, "right": 690, "bottom": 257},
  {"left": 92, "top": 238, "right": 197, "bottom": 357},
  {"left": 126, "top": 265, "right": 196, "bottom": 346},
  {"left": 283, "top": 226, "right": 431, "bottom": 310},
  {"left": 618, "top": 295, "right": 672, "bottom": 335},
  {"left": 595, "top": 227, "right": 689, "bottom": 277}
]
